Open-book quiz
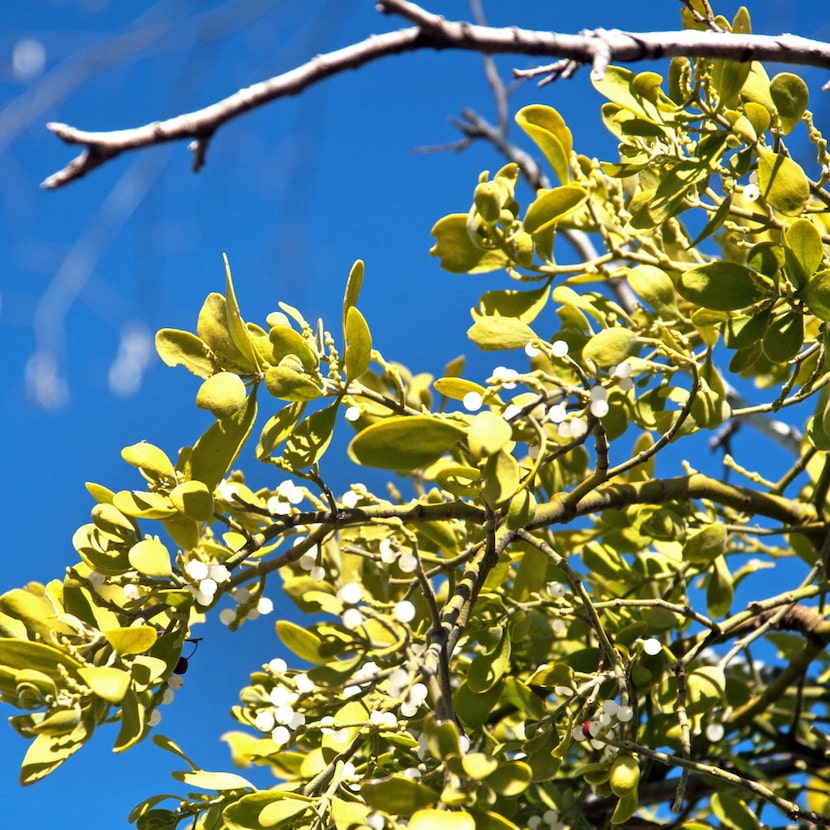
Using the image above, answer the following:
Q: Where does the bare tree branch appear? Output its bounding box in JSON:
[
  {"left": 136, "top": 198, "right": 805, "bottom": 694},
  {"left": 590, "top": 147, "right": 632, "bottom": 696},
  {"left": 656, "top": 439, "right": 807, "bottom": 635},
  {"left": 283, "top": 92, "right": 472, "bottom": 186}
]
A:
[{"left": 42, "top": 0, "right": 830, "bottom": 189}]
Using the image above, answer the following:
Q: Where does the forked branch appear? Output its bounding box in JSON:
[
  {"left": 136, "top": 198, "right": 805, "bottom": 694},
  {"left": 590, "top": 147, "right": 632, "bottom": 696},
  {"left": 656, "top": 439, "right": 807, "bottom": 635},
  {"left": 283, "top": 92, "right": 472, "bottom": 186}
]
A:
[{"left": 42, "top": 0, "right": 830, "bottom": 189}]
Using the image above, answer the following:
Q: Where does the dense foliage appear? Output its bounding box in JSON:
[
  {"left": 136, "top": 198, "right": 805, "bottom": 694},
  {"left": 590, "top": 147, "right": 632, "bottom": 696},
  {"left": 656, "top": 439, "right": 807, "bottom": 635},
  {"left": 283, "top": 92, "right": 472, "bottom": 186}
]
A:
[{"left": 5, "top": 4, "right": 830, "bottom": 829}]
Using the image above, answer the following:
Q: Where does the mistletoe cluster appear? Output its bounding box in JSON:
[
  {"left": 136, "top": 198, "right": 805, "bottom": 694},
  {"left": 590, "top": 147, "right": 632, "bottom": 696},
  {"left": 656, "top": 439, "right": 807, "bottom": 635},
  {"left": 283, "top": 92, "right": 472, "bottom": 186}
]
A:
[{"left": 4, "top": 5, "right": 830, "bottom": 830}]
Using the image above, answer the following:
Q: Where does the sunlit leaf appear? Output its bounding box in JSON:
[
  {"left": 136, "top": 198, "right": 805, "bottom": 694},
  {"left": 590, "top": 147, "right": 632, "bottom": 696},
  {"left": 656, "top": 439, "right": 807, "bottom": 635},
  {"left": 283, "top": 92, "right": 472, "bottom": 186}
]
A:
[
  {"left": 515, "top": 105, "right": 572, "bottom": 184},
  {"left": 349, "top": 416, "right": 465, "bottom": 470},
  {"left": 467, "top": 316, "right": 536, "bottom": 351},
  {"left": 757, "top": 149, "right": 810, "bottom": 215},
  {"left": 430, "top": 214, "right": 511, "bottom": 274}
]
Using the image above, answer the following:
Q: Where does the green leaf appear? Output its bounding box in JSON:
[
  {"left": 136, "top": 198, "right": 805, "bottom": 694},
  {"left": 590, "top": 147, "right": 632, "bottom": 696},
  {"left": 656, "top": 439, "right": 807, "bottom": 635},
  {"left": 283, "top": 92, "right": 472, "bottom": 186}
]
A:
[
  {"left": 762, "top": 311, "right": 803, "bottom": 362},
  {"left": 515, "top": 105, "right": 573, "bottom": 184},
  {"left": 475, "top": 285, "right": 550, "bottom": 324},
  {"left": 196, "top": 372, "right": 248, "bottom": 418},
  {"left": 104, "top": 625, "right": 158, "bottom": 656},
  {"left": 678, "top": 262, "right": 774, "bottom": 310},
  {"left": 344, "top": 306, "right": 372, "bottom": 381},
  {"left": 467, "top": 317, "right": 536, "bottom": 351},
  {"left": 711, "top": 57, "right": 751, "bottom": 107},
  {"left": 757, "top": 149, "right": 810, "bottom": 216},
  {"left": 689, "top": 193, "right": 733, "bottom": 247},
  {"left": 349, "top": 416, "right": 465, "bottom": 470},
  {"left": 583, "top": 328, "right": 638, "bottom": 369},
  {"left": 264, "top": 366, "right": 322, "bottom": 402},
  {"left": 410, "top": 809, "right": 476, "bottom": 830},
  {"left": 78, "top": 666, "right": 131, "bottom": 704},
  {"left": 523, "top": 186, "right": 587, "bottom": 234},
  {"left": 361, "top": 775, "right": 439, "bottom": 814},
  {"left": 283, "top": 401, "right": 338, "bottom": 469},
  {"left": 430, "top": 214, "right": 511, "bottom": 274},
  {"left": 128, "top": 537, "right": 172, "bottom": 577},
  {"left": 155, "top": 329, "right": 214, "bottom": 378},
  {"left": 186, "top": 389, "right": 258, "bottom": 490},
  {"left": 770, "top": 72, "right": 808, "bottom": 134},
  {"left": 121, "top": 442, "right": 176, "bottom": 481},
  {"left": 803, "top": 270, "right": 830, "bottom": 321}
]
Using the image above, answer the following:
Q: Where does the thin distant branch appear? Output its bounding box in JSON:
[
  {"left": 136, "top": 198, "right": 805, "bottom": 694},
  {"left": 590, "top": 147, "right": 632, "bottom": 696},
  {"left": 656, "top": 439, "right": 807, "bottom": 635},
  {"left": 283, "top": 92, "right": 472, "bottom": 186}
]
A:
[{"left": 43, "top": 0, "right": 830, "bottom": 188}]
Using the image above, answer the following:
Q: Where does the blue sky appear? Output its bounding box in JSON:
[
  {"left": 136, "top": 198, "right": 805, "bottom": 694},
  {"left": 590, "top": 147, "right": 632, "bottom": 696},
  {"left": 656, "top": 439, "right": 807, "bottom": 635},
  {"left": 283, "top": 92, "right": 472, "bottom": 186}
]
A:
[{"left": 1, "top": 1, "right": 829, "bottom": 827}]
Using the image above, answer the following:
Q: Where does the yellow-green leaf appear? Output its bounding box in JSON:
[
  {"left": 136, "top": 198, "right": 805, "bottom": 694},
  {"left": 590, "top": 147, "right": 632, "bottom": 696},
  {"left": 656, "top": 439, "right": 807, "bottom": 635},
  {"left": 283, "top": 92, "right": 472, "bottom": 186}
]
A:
[
  {"left": 770, "top": 72, "right": 808, "bottom": 134},
  {"left": 268, "top": 325, "right": 318, "bottom": 371},
  {"left": 430, "top": 214, "right": 511, "bottom": 274},
  {"left": 169, "top": 481, "right": 214, "bottom": 522},
  {"left": 155, "top": 329, "right": 214, "bottom": 378},
  {"left": 78, "top": 666, "right": 131, "bottom": 704},
  {"left": 515, "top": 105, "right": 572, "bottom": 184},
  {"left": 678, "top": 262, "right": 774, "bottom": 310},
  {"left": 186, "top": 390, "right": 257, "bottom": 490},
  {"left": 264, "top": 366, "right": 322, "bottom": 402},
  {"left": 583, "top": 328, "right": 638, "bottom": 369},
  {"left": 757, "top": 149, "right": 810, "bottom": 215},
  {"left": 173, "top": 769, "right": 254, "bottom": 791},
  {"left": 349, "top": 416, "right": 465, "bottom": 471},
  {"left": 276, "top": 620, "right": 328, "bottom": 663},
  {"left": 626, "top": 265, "right": 677, "bottom": 313},
  {"left": 803, "top": 269, "right": 830, "bottom": 321},
  {"left": 361, "top": 775, "right": 439, "bottom": 814},
  {"left": 410, "top": 809, "right": 476, "bottom": 830},
  {"left": 467, "top": 317, "right": 536, "bottom": 351},
  {"left": 343, "top": 259, "right": 365, "bottom": 332},
  {"left": 129, "top": 537, "right": 172, "bottom": 577},
  {"left": 196, "top": 372, "right": 248, "bottom": 419},
  {"left": 121, "top": 442, "right": 176, "bottom": 481},
  {"left": 785, "top": 218, "right": 823, "bottom": 287},
  {"left": 683, "top": 523, "right": 726, "bottom": 564},
  {"left": 474, "top": 285, "right": 550, "bottom": 324},
  {"left": 104, "top": 625, "right": 158, "bottom": 656},
  {"left": 523, "top": 186, "right": 587, "bottom": 234},
  {"left": 468, "top": 411, "right": 512, "bottom": 458},
  {"left": 345, "top": 306, "right": 372, "bottom": 381}
]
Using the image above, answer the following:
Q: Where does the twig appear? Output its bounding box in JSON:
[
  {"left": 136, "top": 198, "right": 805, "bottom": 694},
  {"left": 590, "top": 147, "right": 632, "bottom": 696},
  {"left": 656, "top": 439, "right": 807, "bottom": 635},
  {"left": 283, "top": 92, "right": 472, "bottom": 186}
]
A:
[{"left": 43, "top": 0, "right": 830, "bottom": 188}]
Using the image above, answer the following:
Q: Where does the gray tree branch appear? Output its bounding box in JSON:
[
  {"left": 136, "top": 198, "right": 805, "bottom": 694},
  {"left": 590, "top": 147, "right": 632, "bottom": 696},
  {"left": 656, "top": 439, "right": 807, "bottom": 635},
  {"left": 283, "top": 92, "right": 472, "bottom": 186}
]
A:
[{"left": 42, "top": 0, "right": 830, "bottom": 189}]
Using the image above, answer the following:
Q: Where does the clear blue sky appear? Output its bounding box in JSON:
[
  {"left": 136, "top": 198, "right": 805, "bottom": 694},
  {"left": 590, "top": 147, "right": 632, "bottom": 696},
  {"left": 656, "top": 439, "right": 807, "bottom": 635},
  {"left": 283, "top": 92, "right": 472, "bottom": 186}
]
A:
[{"left": 1, "top": 1, "right": 828, "bottom": 827}]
